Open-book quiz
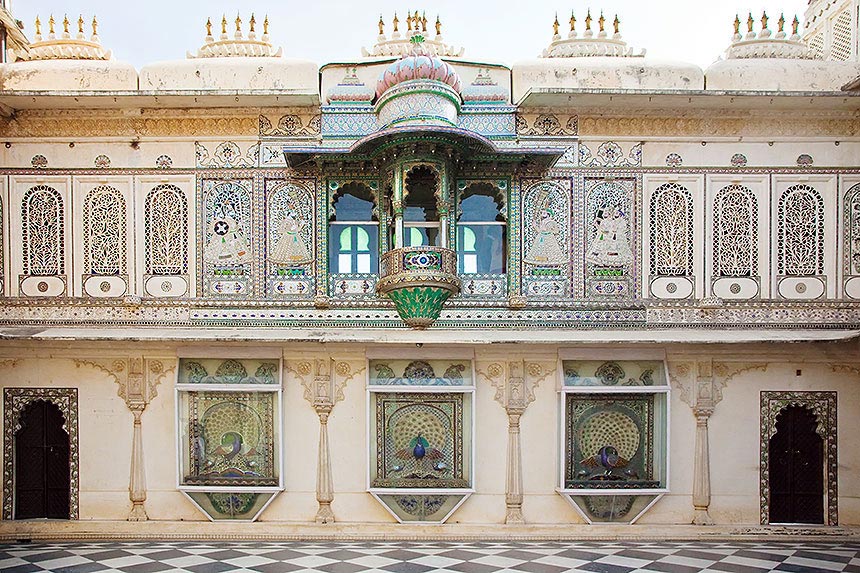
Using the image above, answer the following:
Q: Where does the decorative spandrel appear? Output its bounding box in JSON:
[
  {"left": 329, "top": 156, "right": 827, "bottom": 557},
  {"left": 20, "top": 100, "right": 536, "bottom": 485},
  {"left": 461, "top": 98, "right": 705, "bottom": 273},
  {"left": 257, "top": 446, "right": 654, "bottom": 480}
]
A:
[
  {"left": 180, "top": 391, "right": 277, "bottom": 487},
  {"left": 563, "top": 361, "right": 665, "bottom": 388},
  {"left": 564, "top": 393, "right": 659, "bottom": 490},
  {"left": 371, "top": 392, "right": 469, "bottom": 489},
  {"left": 369, "top": 359, "right": 471, "bottom": 386}
]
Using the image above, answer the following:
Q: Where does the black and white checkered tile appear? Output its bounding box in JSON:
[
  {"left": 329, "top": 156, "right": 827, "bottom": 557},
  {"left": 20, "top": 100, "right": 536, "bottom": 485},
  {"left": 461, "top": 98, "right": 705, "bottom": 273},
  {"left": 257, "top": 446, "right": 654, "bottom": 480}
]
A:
[{"left": 0, "top": 541, "right": 858, "bottom": 573}]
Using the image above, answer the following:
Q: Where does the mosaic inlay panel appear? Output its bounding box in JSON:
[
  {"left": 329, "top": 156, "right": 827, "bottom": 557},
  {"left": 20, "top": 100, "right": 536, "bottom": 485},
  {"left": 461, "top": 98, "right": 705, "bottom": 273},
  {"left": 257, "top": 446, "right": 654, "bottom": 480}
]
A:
[
  {"left": 200, "top": 178, "right": 255, "bottom": 297},
  {"left": 564, "top": 393, "right": 658, "bottom": 490},
  {"left": 372, "top": 392, "right": 467, "bottom": 489},
  {"left": 522, "top": 180, "right": 571, "bottom": 298},
  {"left": 265, "top": 179, "right": 315, "bottom": 297},
  {"left": 181, "top": 391, "right": 277, "bottom": 487},
  {"left": 3, "top": 387, "right": 79, "bottom": 520},
  {"left": 584, "top": 177, "right": 638, "bottom": 298}
]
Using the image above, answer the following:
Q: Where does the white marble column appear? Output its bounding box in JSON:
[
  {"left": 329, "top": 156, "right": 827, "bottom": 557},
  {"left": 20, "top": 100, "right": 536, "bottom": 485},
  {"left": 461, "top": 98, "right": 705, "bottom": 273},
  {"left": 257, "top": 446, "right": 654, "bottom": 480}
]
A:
[
  {"left": 481, "top": 359, "right": 552, "bottom": 524},
  {"left": 128, "top": 407, "right": 148, "bottom": 521},
  {"left": 293, "top": 357, "right": 359, "bottom": 523}
]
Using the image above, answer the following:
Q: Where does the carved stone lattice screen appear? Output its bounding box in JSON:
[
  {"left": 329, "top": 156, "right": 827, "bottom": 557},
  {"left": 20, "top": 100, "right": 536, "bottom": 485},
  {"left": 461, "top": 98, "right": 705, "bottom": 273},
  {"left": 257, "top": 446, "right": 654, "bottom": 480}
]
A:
[
  {"left": 3, "top": 387, "right": 79, "bottom": 520},
  {"left": 759, "top": 391, "right": 837, "bottom": 526}
]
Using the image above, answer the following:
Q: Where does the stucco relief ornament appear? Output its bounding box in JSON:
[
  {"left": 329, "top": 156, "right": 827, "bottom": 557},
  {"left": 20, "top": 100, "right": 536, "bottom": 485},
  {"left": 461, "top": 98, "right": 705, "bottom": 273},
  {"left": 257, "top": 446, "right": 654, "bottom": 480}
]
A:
[
  {"left": 203, "top": 215, "right": 252, "bottom": 264},
  {"left": 524, "top": 208, "right": 566, "bottom": 266},
  {"left": 269, "top": 210, "right": 312, "bottom": 265},
  {"left": 586, "top": 206, "right": 633, "bottom": 266}
]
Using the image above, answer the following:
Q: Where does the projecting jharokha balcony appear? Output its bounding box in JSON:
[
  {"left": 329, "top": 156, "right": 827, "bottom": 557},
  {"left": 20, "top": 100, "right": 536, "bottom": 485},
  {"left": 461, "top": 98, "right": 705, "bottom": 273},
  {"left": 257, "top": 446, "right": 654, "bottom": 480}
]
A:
[{"left": 376, "top": 246, "right": 461, "bottom": 329}]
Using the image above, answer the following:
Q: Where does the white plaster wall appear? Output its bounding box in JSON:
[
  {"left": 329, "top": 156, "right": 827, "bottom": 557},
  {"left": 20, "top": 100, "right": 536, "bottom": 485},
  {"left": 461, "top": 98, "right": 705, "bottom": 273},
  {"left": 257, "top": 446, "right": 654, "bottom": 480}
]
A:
[
  {"left": 0, "top": 61, "right": 138, "bottom": 91},
  {"left": 1, "top": 344, "right": 858, "bottom": 526},
  {"left": 139, "top": 58, "right": 318, "bottom": 92},
  {"left": 641, "top": 142, "right": 860, "bottom": 169},
  {"left": 512, "top": 57, "right": 705, "bottom": 103},
  {"left": 705, "top": 60, "right": 860, "bottom": 92},
  {"left": 706, "top": 362, "right": 860, "bottom": 525}
]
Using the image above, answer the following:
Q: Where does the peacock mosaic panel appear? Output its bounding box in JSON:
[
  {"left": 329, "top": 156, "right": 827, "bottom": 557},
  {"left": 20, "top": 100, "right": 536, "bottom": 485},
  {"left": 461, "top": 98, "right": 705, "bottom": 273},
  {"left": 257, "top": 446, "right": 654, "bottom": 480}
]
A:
[
  {"left": 180, "top": 391, "right": 277, "bottom": 487},
  {"left": 371, "top": 392, "right": 469, "bottom": 489},
  {"left": 368, "top": 359, "right": 471, "bottom": 386},
  {"left": 564, "top": 393, "right": 660, "bottom": 490}
]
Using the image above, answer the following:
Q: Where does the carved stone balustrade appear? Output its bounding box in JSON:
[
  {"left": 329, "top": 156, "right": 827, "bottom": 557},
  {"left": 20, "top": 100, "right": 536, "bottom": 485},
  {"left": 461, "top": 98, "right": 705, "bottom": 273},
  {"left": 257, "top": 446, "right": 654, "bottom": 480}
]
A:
[{"left": 376, "top": 246, "right": 461, "bottom": 329}]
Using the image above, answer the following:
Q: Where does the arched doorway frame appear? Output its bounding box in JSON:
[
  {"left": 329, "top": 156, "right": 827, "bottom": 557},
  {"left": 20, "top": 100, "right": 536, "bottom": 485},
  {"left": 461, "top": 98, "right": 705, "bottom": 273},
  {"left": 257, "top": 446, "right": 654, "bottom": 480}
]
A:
[
  {"left": 3, "top": 388, "right": 79, "bottom": 520},
  {"left": 760, "top": 390, "right": 837, "bottom": 525}
]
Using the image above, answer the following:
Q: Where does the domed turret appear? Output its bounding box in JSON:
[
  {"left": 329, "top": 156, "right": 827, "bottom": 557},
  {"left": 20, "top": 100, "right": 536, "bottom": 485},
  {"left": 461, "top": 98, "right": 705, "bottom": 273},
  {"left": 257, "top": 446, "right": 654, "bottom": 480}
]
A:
[{"left": 375, "top": 40, "right": 462, "bottom": 99}]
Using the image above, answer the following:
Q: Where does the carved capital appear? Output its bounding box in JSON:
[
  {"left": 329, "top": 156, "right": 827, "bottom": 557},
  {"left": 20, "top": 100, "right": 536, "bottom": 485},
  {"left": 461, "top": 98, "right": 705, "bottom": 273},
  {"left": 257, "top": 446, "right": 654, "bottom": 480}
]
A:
[
  {"left": 479, "top": 359, "right": 554, "bottom": 414},
  {"left": 288, "top": 357, "right": 363, "bottom": 415},
  {"left": 670, "top": 359, "right": 766, "bottom": 413},
  {"left": 73, "top": 357, "right": 173, "bottom": 412}
]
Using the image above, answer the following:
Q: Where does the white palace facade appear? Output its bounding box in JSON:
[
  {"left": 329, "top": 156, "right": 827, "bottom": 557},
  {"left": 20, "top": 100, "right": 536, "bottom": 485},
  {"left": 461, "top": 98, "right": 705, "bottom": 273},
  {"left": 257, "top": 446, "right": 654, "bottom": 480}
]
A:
[{"left": 0, "top": 0, "right": 859, "bottom": 537}]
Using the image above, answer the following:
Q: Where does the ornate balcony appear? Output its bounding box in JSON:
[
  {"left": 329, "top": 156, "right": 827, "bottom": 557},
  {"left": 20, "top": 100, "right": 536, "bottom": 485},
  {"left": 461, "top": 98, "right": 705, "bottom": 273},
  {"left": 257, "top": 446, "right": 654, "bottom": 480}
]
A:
[{"left": 377, "top": 246, "right": 461, "bottom": 329}]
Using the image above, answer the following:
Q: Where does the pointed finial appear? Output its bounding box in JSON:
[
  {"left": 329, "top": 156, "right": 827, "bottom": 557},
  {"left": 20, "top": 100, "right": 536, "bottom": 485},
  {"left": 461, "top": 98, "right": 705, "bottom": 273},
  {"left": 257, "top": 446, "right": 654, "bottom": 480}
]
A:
[
  {"left": 552, "top": 13, "right": 559, "bottom": 35},
  {"left": 792, "top": 15, "right": 800, "bottom": 35},
  {"left": 221, "top": 14, "right": 227, "bottom": 34},
  {"left": 761, "top": 12, "right": 769, "bottom": 30},
  {"left": 435, "top": 15, "right": 441, "bottom": 36},
  {"left": 569, "top": 11, "right": 576, "bottom": 31},
  {"left": 62, "top": 14, "right": 69, "bottom": 34},
  {"left": 235, "top": 13, "right": 241, "bottom": 32},
  {"left": 264, "top": 15, "right": 269, "bottom": 35},
  {"left": 205, "top": 17, "right": 212, "bottom": 36},
  {"left": 598, "top": 11, "right": 605, "bottom": 32},
  {"left": 91, "top": 15, "right": 98, "bottom": 36},
  {"left": 406, "top": 9, "right": 412, "bottom": 31},
  {"left": 379, "top": 14, "right": 385, "bottom": 35},
  {"left": 77, "top": 14, "right": 84, "bottom": 34},
  {"left": 249, "top": 14, "right": 256, "bottom": 33},
  {"left": 613, "top": 15, "right": 620, "bottom": 35},
  {"left": 585, "top": 9, "right": 592, "bottom": 31},
  {"left": 35, "top": 15, "right": 41, "bottom": 35},
  {"left": 421, "top": 12, "right": 427, "bottom": 33},
  {"left": 747, "top": 12, "right": 754, "bottom": 32},
  {"left": 393, "top": 12, "right": 399, "bottom": 32},
  {"left": 733, "top": 14, "right": 740, "bottom": 35},
  {"left": 49, "top": 14, "right": 55, "bottom": 34},
  {"left": 778, "top": 13, "right": 785, "bottom": 33}
]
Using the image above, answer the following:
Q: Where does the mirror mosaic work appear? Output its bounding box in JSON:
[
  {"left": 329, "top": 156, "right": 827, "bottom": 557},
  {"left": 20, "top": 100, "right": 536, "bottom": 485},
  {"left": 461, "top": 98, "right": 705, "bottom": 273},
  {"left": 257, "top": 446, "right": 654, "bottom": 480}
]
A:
[
  {"left": 176, "top": 358, "right": 282, "bottom": 521},
  {"left": 560, "top": 360, "right": 668, "bottom": 524},
  {"left": 368, "top": 359, "right": 474, "bottom": 523}
]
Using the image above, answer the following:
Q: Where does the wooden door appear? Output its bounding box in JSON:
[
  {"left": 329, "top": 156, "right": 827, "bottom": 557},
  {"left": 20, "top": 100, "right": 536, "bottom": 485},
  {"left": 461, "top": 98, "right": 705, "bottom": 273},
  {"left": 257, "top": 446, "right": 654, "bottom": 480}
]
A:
[
  {"left": 768, "top": 405, "right": 824, "bottom": 524},
  {"left": 14, "top": 400, "right": 70, "bottom": 519}
]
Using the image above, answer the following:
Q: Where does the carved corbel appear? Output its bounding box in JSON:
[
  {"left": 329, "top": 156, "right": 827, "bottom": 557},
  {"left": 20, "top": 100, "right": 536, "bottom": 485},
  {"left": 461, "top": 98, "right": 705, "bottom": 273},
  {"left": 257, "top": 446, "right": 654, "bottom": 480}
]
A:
[
  {"left": 669, "top": 359, "right": 767, "bottom": 525},
  {"left": 288, "top": 356, "right": 363, "bottom": 523},
  {"left": 480, "top": 359, "right": 554, "bottom": 524},
  {"left": 73, "top": 356, "right": 175, "bottom": 521}
]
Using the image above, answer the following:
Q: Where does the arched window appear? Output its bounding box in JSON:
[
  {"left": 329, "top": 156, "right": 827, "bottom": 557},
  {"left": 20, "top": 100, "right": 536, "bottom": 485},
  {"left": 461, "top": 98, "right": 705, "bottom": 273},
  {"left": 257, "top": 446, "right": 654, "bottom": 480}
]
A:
[
  {"left": 403, "top": 166, "right": 440, "bottom": 247},
  {"left": 713, "top": 185, "right": 757, "bottom": 278},
  {"left": 844, "top": 183, "right": 860, "bottom": 276},
  {"left": 83, "top": 186, "right": 126, "bottom": 276},
  {"left": 329, "top": 182, "right": 378, "bottom": 274},
  {"left": 145, "top": 184, "right": 187, "bottom": 275},
  {"left": 649, "top": 183, "right": 693, "bottom": 277},
  {"left": 22, "top": 185, "right": 64, "bottom": 276},
  {"left": 457, "top": 183, "right": 506, "bottom": 274},
  {"left": 778, "top": 185, "right": 824, "bottom": 276}
]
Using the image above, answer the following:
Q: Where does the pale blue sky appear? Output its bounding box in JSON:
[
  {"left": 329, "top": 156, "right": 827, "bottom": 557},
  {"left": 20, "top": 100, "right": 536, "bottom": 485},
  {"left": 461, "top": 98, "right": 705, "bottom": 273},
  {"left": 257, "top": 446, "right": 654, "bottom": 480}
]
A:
[{"left": 12, "top": 1, "right": 810, "bottom": 68}]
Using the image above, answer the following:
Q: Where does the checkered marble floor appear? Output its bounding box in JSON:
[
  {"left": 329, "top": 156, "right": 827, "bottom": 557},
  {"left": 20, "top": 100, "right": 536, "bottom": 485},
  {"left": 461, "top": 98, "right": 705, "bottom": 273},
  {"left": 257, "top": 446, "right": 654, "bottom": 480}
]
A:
[{"left": 0, "top": 540, "right": 858, "bottom": 573}]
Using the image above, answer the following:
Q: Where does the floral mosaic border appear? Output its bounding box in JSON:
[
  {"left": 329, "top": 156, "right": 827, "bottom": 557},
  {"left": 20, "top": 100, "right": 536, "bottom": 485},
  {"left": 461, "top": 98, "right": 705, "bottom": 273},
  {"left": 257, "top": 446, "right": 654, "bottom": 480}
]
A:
[
  {"left": 759, "top": 390, "right": 837, "bottom": 526},
  {"left": 2, "top": 387, "right": 79, "bottom": 520}
]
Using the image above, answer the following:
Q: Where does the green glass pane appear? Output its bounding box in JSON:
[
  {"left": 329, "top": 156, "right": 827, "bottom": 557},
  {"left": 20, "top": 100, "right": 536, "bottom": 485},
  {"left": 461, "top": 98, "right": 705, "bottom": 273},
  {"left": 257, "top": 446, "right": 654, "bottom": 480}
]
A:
[
  {"left": 339, "top": 227, "right": 352, "bottom": 250},
  {"left": 356, "top": 227, "right": 370, "bottom": 252},
  {"left": 462, "top": 227, "right": 476, "bottom": 252}
]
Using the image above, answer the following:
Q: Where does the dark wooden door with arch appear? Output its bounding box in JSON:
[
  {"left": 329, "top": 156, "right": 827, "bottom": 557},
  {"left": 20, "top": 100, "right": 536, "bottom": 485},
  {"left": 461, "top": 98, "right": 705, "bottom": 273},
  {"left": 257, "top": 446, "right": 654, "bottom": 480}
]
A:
[
  {"left": 768, "top": 405, "right": 824, "bottom": 524},
  {"left": 14, "top": 400, "right": 70, "bottom": 519}
]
